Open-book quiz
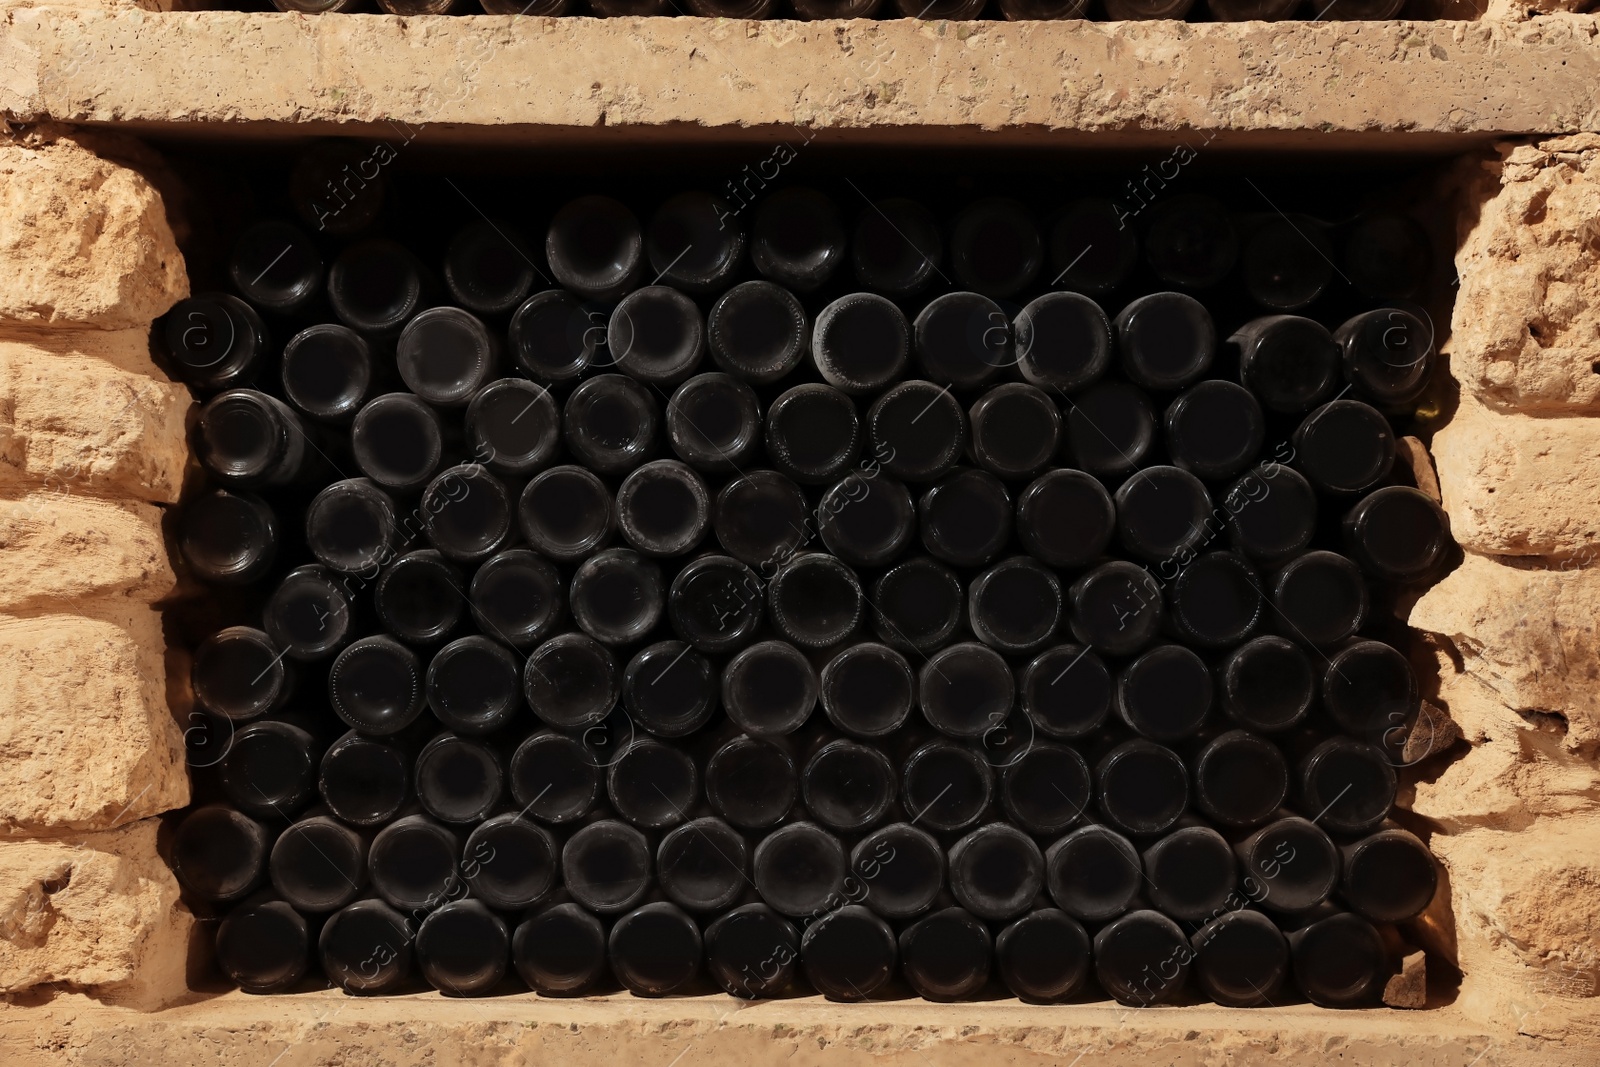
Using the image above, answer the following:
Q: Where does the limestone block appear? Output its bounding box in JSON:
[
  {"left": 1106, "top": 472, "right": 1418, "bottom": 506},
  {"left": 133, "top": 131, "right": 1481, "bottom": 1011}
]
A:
[
  {"left": 0, "top": 135, "right": 186, "bottom": 330},
  {"left": 1429, "top": 394, "right": 1600, "bottom": 557},
  {"left": 0, "top": 331, "right": 190, "bottom": 504},
  {"left": 0, "top": 494, "right": 175, "bottom": 614},
  {"left": 0, "top": 608, "right": 188, "bottom": 837},
  {"left": 0, "top": 818, "right": 192, "bottom": 994}
]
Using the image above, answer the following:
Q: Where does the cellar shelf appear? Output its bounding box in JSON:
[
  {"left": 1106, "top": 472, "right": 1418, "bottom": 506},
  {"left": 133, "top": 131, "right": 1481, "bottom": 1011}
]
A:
[{"left": 4, "top": 9, "right": 1600, "bottom": 149}]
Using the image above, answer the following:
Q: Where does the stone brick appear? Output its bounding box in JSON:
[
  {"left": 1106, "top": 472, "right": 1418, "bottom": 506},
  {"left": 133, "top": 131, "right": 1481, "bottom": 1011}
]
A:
[{"left": 0, "top": 494, "right": 176, "bottom": 614}]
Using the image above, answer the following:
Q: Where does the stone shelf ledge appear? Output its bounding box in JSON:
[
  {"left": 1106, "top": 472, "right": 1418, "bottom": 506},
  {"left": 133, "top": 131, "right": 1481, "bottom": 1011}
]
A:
[{"left": 2, "top": 11, "right": 1600, "bottom": 147}]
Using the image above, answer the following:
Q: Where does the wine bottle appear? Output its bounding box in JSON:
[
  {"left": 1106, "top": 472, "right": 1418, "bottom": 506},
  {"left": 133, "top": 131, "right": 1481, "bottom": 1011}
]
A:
[
  {"left": 269, "top": 813, "right": 366, "bottom": 913},
  {"left": 968, "top": 556, "right": 1064, "bottom": 654},
  {"left": 1224, "top": 465, "right": 1318, "bottom": 563},
  {"left": 1191, "top": 909, "right": 1291, "bottom": 1008},
  {"left": 918, "top": 467, "right": 1012, "bottom": 568},
  {"left": 1068, "top": 560, "right": 1164, "bottom": 657},
  {"left": 465, "top": 378, "right": 560, "bottom": 477},
  {"left": 513, "top": 902, "right": 609, "bottom": 995},
  {"left": 195, "top": 389, "right": 313, "bottom": 489},
  {"left": 623, "top": 640, "right": 718, "bottom": 738},
  {"left": 519, "top": 465, "right": 615, "bottom": 563},
  {"left": 850, "top": 822, "right": 945, "bottom": 919},
  {"left": 1239, "top": 212, "right": 1335, "bottom": 311},
  {"left": 657, "top": 816, "right": 749, "bottom": 914},
  {"left": 819, "top": 642, "right": 915, "bottom": 739},
  {"left": 1044, "top": 823, "right": 1141, "bottom": 922},
  {"left": 1288, "top": 910, "right": 1390, "bottom": 1008},
  {"left": 767, "top": 553, "right": 864, "bottom": 649},
  {"left": 416, "top": 898, "right": 510, "bottom": 997},
  {"left": 1061, "top": 381, "right": 1157, "bottom": 476},
  {"left": 416, "top": 733, "right": 503, "bottom": 824},
  {"left": 1233, "top": 315, "right": 1342, "bottom": 414},
  {"left": 1014, "top": 470, "right": 1115, "bottom": 570},
  {"left": 396, "top": 306, "right": 498, "bottom": 407},
  {"left": 1114, "top": 465, "right": 1213, "bottom": 565},
  {"left": 667, "top": 553, "right": 764, "bottom": 654},
  {"left": 374, "top": 550, "right": 466, "bottom": 646},
  {"left": 288, "top": 143, "right": 386, "bottom": 235},
  {"left": 1116, "top": 643, "right": 1214, "bottom": 743},
  {"left": 420, "top": 463, "right": 513, "bottom": 563},
  {"left": 948, "top": 823, "right": 1046, "bottom": 923},
  {"left": 350, "top": 392, "right": 444, "bottom": 492},
  {"left": 1297, "top": 737, "right": 1397, "bottom": 835},
  {"left": 158, "top": 293, "right": 269, "bottom": 393},
  {"left": 304, "top": 478, "right": 398, "bottom": 576},
  {"left": 1234, "top": 814, "right": 1340, "bottom": 914},
  {"left": 368, "top": 813, "right": 460, "bottom": 913},
  {"left": 610, "top": 902, "right": 705, "bottom": 997},
  {"left": 220, "top": 718, "right": 321, "bottom": 819},
  {"left": 712, "top": 469, "right": 810, "bottom": 568},
  {"left": 442, "top": 218, "right": 537, "bottom": 315},
  {"left": 214, "top": 893, "right": 311, "bottom": 993},
  {"left": 1293, "top": 398, "right": 1396, "bottom": 497},
  {"left": 791, "top": 0, "right": 881, "bottom": 15},
  {"left": 1018, "top": 644, "right": 1113, "bottom": 741},
  {"left": 170, "top": 804, "right": 271, "bottom": 903},
  {"left": 852, "top": 198, "right": 942, "bottom": 296},
  {"left": 865, "top": 380, "right": 969, "bottom": 484},
  {"left": 568, "top": 548, "right": 665, "bottom": 645},
  {"left": 191, "top": 626, "right": 292, "bottom": 722},
  {"left": 1000, "top": 742, "right": 1092, "bottom": 836},
  {"left": 765, "top": 384, "right": 861, "bottom": 485},
  {"left": 615, "top": 459, "right": 712, "bottom": 558},
  {"left": 1192, "top": 729, "right": 1290, "bottom": 828},
  {"left": 425, "top": 636, "right": 521, "bottom": 736},
  {"left": 646, "top": 191, "right": 746, "bottom": 294},
  {"left": 919, "top": 641, "right": 1015, "bottom": 740},
  {"left": 1095, "top": 739, "right": 1189, "bottom": 836},
  {"left": 1219, "top": 636, "right": 1315, "bottom": 733},
  {"left": 561, "top": 819, "right": 653, "bottom": 915},
  {"left": 281, "top": 321, "right": 371, "bottom": 422},
  {"left": 705, "top": 280, "right": 808, "bottom": 385},
  {"left": 800, "top": 904, "right": 897, "bottom": 1001},
  {"left": 704, "top": 903, "right": 800, "bottom": 999},
  {"left": 913, "top": 291, "right": 1011, "bottom": 388},
  {"left": 1339, "top": 825, "right": 1439, "bottom": 924},
  {"left": 1014, "top": 290, "right": 1115, "bottom": 393},
  {"left": 509, "top": 290, "right": 602, "bottom": 383},
  {"left": 1142, "top": 193, "right": 1237, "bottom": 289},
  {"left": 1334, "top": 308, "right": 1435, "bottom": 410},
  {"left": 967, "top": 383, "right": 1063, "bottom": 480},
  {"left": 319, "top": 898, "right": 413, "bottom": 995},
  {"left": 1115, "top": 291, "right": 1217, "bottom": 390},
  {"left": 870, "top": 555, "right": 965, "bottom": 653},
  {"left": 722, "top": 640, "right": 819, "bottom": 737},
  {"left": 319, "top": 730, "right": 410, "bottom": 827},
  {"left": 948, "top": 197, "right": 1042, "bottom": 298},
  {"left": 704, "top": 734, "right": 799, "bottom": 830},
  {"left": 610, "top": 286, "right": 706, "bottom": 386},
  {"left": 606, "top": 737, "right": 698, "bottom": 829},
  {"left": 816, "top": 472, "right": 916, "bottom": 568},
  {"left": 178, "top": 489, "right": 278, "bottom": 586},
  {"left": 899, "top": 907, "right": 993, "bottom": 1001},
  {"left": 994, "top": 908, "right": 1093, "bottom": 1003},
  {"left": 1322, "top": 638, "right": 1420, "bottom": 739},
  {"left": 1272, "top": 550, "right": 1368, "bottom": 647},
  {"left": 1165, "top": 380, "right": 1266, "bottom": 481},
  {"left": 665, "top": 373, "right": 763, "bottom": 473},
  {"left": 544, "top": 194, "right": 643, "bottom": 301},
  {"left": 749, "top": 187, "right": 846, "bottom": 293},
  {"left": 1141, "top": 821, "right": 1237, "bottom": 922},
  {"left": 894, "top": 0, "right": 984, "bottom": 16},
  {"left": 753, "top": 821, "right": 847, "bottom": 919},
  {"left": 524, "top": 632, "right": 621, "bottom": 730},
  {"left": 1167, "top": 550, "right": 1264, "bottom": 650},
  {"left": 1207, "top": 0, "right": 1298, "bottom": 17},
  {"left": 463, "top": 814, "right": 559, "bottom": 910},
  {"left": 327, "top": 240, "right": 428, "bottom": 336},
  {"left": 802, "top": 739, "right": 897, "bottom": 833},
  {"left": 1343, "top": 211, "right": 1432, "bottom": 300},
  {"left": 900, "top": 740, "right": 994, "bottom": 834},
  {"left": 263, "top": 565, "right": 353, "bottom": 661},
  {"left": 329, "top": 634, "right": 425, "bottom": 736},
  {"left": 1342, "top": 485, "right": 1450, "bottom": 584},
  {"left": 1047, "top": 197, "right": 1139, "bottom": 295},
  {"left": 1094, "top": 909, "right": 1193, "bottom": 1007},
  {"left": 563, "top": 373, "right": 660, "bottom": 475},
  {"left": 229, "top": 219, "right": 322, "bottom": 313},
  {"left": 508, "top": 731, "right": 602, "bottom": 825},
  {"left": 469, "top": 549, "right": 563, "bottom": 649}
]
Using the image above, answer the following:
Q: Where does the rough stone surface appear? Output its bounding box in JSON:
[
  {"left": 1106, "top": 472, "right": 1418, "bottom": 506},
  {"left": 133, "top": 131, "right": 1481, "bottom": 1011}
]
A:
[
  {"left": 0, "top": 331, "right": 190, "bottom": 504},
  {"left": 0, "top": 608, "right": 187, "bottom": 837},
  {"left": 0, "top": 133, "right": 185, "bottom": 330},
  {"left": 1385, "top": 950, "right": 1430, "bottom": 1009},
  {"left": 0, "top": 494, "right": 176, "bottom": 612},
  {"left": 0, "top": 819, "right": 191, "bottom": 997},
  {"left": 3, "top": 15, "right": 1600, "bottom": 144}
]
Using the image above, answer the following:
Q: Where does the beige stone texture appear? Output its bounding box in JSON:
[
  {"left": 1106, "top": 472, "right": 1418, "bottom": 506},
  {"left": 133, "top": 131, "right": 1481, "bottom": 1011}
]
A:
[
  {"left": 1, "top": 14, "right": 1600, "bottom": 145},
  {"left": 0, "top": 133, "right": 186, "bottom": 330},
  {"left": 0, "top": 819, "right": 193, "bottom": 998},
  {"left": 0, "top": 331, "right": 190, "bottom": 504},
  {"left": 0, "top": 495, "right": 176, "bottom": 613},
  {"left": 0, "top": 608, "right": 187, "bottom": 837}
]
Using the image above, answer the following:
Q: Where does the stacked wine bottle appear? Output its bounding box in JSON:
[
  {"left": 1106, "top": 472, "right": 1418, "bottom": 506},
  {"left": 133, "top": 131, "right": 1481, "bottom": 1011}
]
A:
[{"left": 165, "top": 157, "right": 1450, "bottom": 1008}]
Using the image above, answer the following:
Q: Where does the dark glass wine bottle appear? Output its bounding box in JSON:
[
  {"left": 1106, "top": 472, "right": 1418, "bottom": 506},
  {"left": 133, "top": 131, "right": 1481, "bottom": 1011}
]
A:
[
  {"left": 1234, "top": 815, "right": 1340, "bottom": 914},
  {"left": 967, "top": 383, "right": 1063, "bottom": 480},
  {"left": 1143, "top": 193, "right": 1236, "bottom": 289},
  {"left": 230, "top": 219, "right": 322, "bottom": 313},
  {"left": 1116, "top": 643, "right": 1214, "bottom": 743},
  {"left": 645, "top": 190, "right": 745, "bottom": 292},
  {"left": 870, "top": 555, "right": 965, "bottom": 653},
  {"left": 657, "top": 816, "right": 748, "bottom": 914},
  {"left": 812, "top": 293, "right": 911, "bottom": 394},
  {"left": 1093, "top": 909, "right": 1192, "bottom": 1007},
  {"left": 767, "top": 553, "right": 863, "bottom": 649},
  {"left": 919, "top": 467, "right": 1012, "bottom": 568},
  {"left": 616, "top": 459, "right": 711, "bottom": 558},
  {"left": 519, "top": 465, "right": 615, "bottom": 563},
  {"left": 866, "top": 380, "right": 969, "bottom": 484},
  {"left": 948, "top": 823, "right": 1045, "bottom": 923},
  {"left": 802, "top": 739, "right": 896, "bottom": 833},
  {"left": 706, "top": 280, "right": 808, "bottom": 385},
  {"left": 948, "top": 197, "right": 1041, "bottom": 298},
  {"left": 397, "top": 306, "right": 498, "bottom": 407},
  {"left": 288, "top": 143, "right": 387, "bottom": 235},
  {"left": 704, "top": 903, "right": 800, "bottom": 999},
  {"left": 722, "top": 640, "right": 818, "bottom": 737},
  {"left": 524, "top": 632, "right": 621, "bottom": 730},
  {"left": 1272, "top": 550, "right": 1368, "bottom": 647},
  {"left": 368, "top": 813, "right": 459, "bottom": 913},
  {"left": 269, "top": 813, "right": 367, "bottom": 913},
  {"left": 712, "top": 469, "right": 809, "bottom": 568},
  {"left": 544, "top": 194, "right": 643, "bottom": 301},
  {"left": 195, "top": 389, "right": 312, "bottom": 489},
  {"left": 749, "top": 187, "right": 846, "bottom": 293},
  {"left": 420, "top": 463, "right": 513, "bottom": 563},
  {"left": 1062, "top": 381, "right": 1157, "bottom": 476},
  {"left": 1219, "top": 636, "right": 1315, "bottom": 733},
  {"left": 319, "top": 730, "right": 410, "bottom": 827},
  {"left": 568, "top": 548, "right": 665, "bottom": 645},
  {"left": 513, "top": 902, "right": 609, "bottom": 995},
  {"left": 816, "top": 472, "right": 915, "bottom": 568},
  {"left": 1068, "top": 560, "right": 1163, "bottom": 657},
  {"left": 1140, "top": 821, "right": 1237, "bottom": 921},
  {"left": 319, "top": 898, "right": 413, "bottom": 994},
  {"left": 214, "top": 893, "right": 311, "bottom": 993},
  {"left": 900, "top": 740, "right": 994, "bottom": 834},
  {"left": 1167, "top": 550, "right": 1264, "bottom": 650},
  {"left": 819, "top": 642, "right": 915, "bottom": 739},
  {"left": 704, "top": 734, "right": 799, "bottom": 830},
  {"left": 158, "top": 293, "right": 269, "bottom": 393},
  {"left": 665, "top": 373, "right": 763, "bottom": 473},
  {"left": 374, "top": 550, "right": 466, "bottom": 646},
  {"left": 444, "top": 218, "right": 537, "bottom": 315},
  {"left": 1239, "top": 212, "right": 1335, "bottom": 311},
  {"left": 1344, "top": 211, "right": 1432, "bottom": 300},
  {"left": 1165, "top": 379, "right": 1266, "bottom": 481},
  {"left": 1288, "top": 910, "right": 1390, "bottom": 1008},
  {"left": 994, "top": 908, "right": 1093, "bottom": 1003},
  {"left": 178, "top": 488, "right": 278, "bottom": 586},
  {"left": 1000, "top": 742, "right": 1092, "bottom": 836},
  {"left": 1298, "top": 737, "right": 1397, "bottom": 835},
  {"left": 564, "top": 373, "right": 659, "bottom": 475},
  {"left": 509, "top": 289, "right": 602, "bottom": 383},
  {"left": 753, "top": 821, "right": 847, "bottom": 919},
  {"left": 852, "top": 197, "right": 942, "bottom": 296},
  {"left": 281, "top": 323, "right": 368, "bottom": 422},
  {"left": 329, "top": 634, "right": 425, "bottom": 736},
  {"left": 1342, "top": 485, "right": 1451, "bottom": 584},
  {"left": 968, "top": 556, "right": 1064, "bottom": 654},
  {"left": 425, "top": 635, "right": 520, "bottom": 735},
  {"left": 1224, "top": 465, "right": 1318, "bottom": 564},
  {"left": 1046, "top": 196, "right": 1139, "bottom": 295},
  {"left": 264, "top": 565, "right": 353, "bottom": 661},
  {"left": 1233, "top": 315, "right": 1342, "bottom": 414},
  {"left": 914, "top": 291, "right": 1011, "bottom": 388},
  {"left": 469, "top": 549, "right": 562, "bottom": 649},
  {"left": 667, "top": 553, "right": 763, "bottom": 654},
  {"left": 220, "top": 718, "right": 321, "bottom": 818},
  {"left": 899, "top": 907, "right": 993, "bottom": 1001},
  {"left": 1321, "top": 638, "right": 1420, "bottom": 739},
  {"left": 1192, "top": 729, "right": 1290, "bottom": 828},
  {"left": 327, "top": 240, "right": 428, "bottom": 336},
  {"left": 415, "top": 898, "right": 509, "bottom": 997},
  {"left": 622, "top": 640, "right": 718, "bottom": 738},
  {"left": 1293, "top": 398, "right": 1395, "bottom": 496},
  {"left": 1207, "top": 0, "right": 1298, "bottom": 18},
  {"left": 1095, "top": 739, "right": 1188, "bottom": 836},
  {"left": 918, "top": 641, "right": 1015, "bottom": 740},
  {"left": 1334, "top": 308, "right": 1434, "bottom": 410},
  {"left": 171, "top": 804, "right": 271, "bottom": 903},
  {"left": 1114, "top": 291, "right": 1217, "bottom": 390},
  {"left": 610, "top": 286, "right": 706, "bottom": 386},
  {"left": 562, "top": 819, "right": 653, "bottom": 915},
  {"left": 465, "top": 378, "right": 560, "bottom": 477},
  {"left": 1014, "top": 469, "right": 1114, "bottom": 569},
  {"left": 192, "top": 626, "right": 292, "bottom": 722},
  {"left": 765, "top": 384, "right": 861, "bottom": 485},
  {"left": 1191, "top": 909, "right": 1291, "bottom": 1008},
  {"left": 416, "top": 733, "right": 503, "bottom": 824},
  {"left": 1340, "top": 826, "right": 1439, "bottom": 924},
  {"left": 463, "top": 814, "right": 559, "bottom": 911},
  {"left": 1018, "top": 644, "right": 1113, "bottom": 741},
  {"left": 800, "top": 904, "right": 897, "bottom": 1001},
  {"left": 508, "top": 731, "right": 602, "bottom": 824},
  {"left": 305, "top": 478, "right": 397, "bottom": 576},
  {"left": 606, "top": 737, "right": 698, "bottom": 829},
  {"left": 1044, "top": 823, "right": 1141, "bottom": 922},
  {"left": 1114, "top": 464, "right": 1213, "bottom": 565},
  {"left": 851, "top": 822, "right": 945, "bottom": 919},
  {"left": 350, "top": 392, "right": 443, "bottom": 492}
]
